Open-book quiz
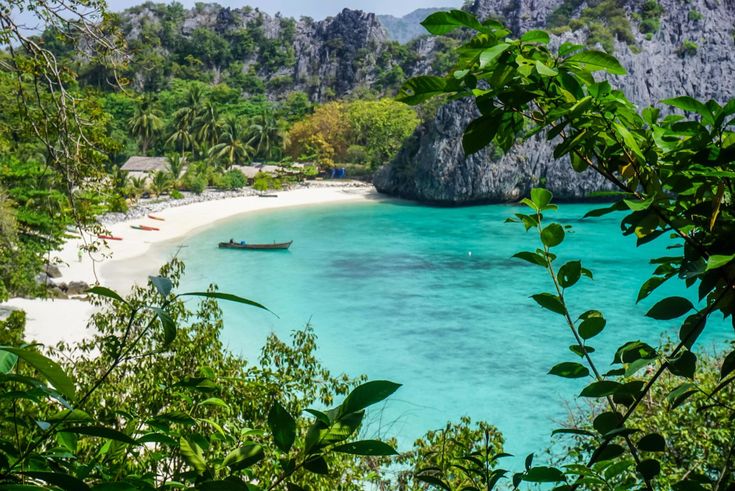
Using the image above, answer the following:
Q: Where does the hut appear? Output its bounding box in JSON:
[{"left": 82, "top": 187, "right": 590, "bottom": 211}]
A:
[{"left": 120, "top": 156, "right": 169, "bottom": 181}]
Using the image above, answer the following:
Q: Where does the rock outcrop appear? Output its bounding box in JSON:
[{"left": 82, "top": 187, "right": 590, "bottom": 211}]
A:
[{"left": 375, "top": 0, "right": 735, "bottom": 204}]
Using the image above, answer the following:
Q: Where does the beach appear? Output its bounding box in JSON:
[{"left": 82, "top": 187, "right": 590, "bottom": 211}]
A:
[{"left": 3, "top": 183, "right": 378, "bottom": 345}]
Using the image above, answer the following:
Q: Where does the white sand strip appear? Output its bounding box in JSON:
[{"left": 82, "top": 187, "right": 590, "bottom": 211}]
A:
[{"left": 3, "top": 185, "right": 379, "bottom": 346}]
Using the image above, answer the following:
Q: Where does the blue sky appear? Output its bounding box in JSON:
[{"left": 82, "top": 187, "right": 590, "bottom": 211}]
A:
[{"left": 105, "top": 0, "right": 463, "bottom": 19}]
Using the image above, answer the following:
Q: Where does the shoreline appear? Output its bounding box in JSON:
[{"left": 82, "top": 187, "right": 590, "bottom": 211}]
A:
[{"left": 3, "top": 183, "right": 381, "bottom": 346}]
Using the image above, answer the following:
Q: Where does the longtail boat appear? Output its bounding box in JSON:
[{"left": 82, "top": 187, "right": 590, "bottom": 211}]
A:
[
  {"left": 218, "top": 240, "right": 292, "bottom": 250},
  {"left": 148, "top": 214, "right": 165, "bottom": 221},
  {"left": 131, "top": 225, "right": 159, "bottom": 231},
  {"left": 98, "top": 234, "right": 123, "bottom": 241},
  {"left": 257, "top": 194, "right": 278, "bottom": 198}
]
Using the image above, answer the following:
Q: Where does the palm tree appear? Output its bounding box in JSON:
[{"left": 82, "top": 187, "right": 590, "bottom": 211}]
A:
[
  {"left": 166, "top": 153, "right": 187, "bottom": 188},
  {"left": 126, "top": 175, "right": 148, "bottom": 200},
  {"left": 129, "top": 97, "right": 164, "bottom": 154},
  {"left": 150, "top": 171, "right": 172, "bottom": 197},
  {"left": 248, "top": 108, "right": 284, "bottom": 161},
  {"left": 166, "top": 119, "right": 195, "bottom": 153},
  {"left": 193, "top": 101, "right": 221, "bottom": 152},
  {"left": 174, "top": 84, "right": 204, "bottom": 127},
  {"left": 209, "top": 116, "right": 255, "bottom": 169}
]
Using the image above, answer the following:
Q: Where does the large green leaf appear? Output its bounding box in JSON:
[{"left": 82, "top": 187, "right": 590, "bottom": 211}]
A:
[
  {"left": 59, "top": 425, "right": 137, "bottom": 445},
  {"left": 705, "top": 254, "right": 735, "bottom": 271},
  {"left": 0, "top": 347, "right": 75, "bottom": 399},
  {"left": 333, "top": 440, "right": 398, "bottom": 456},
  {"left": 22, "top": 472, "right": 89, "bottom": 491},
  {"left": 578, "top": 311, "right": 606, "bottom": 340},
  {"left": 149, "top": 276, "right": 173, "bottom": 297},
  {"left": 531, "top": 293, "right": 565, "bottom": 315},
  {"left": 564, "top": 50, "right": 626, "bottom": 75},
  {"left": 268, "top": 401, "right": 296, "bottom": 453},
  {"left": 0, "top": 349, "right": 18, "bottom": 374},
  {"left": 86, "top": 286, "right": 126, "bottom": 304},
  {"left": 580, "top": 381, "right": 621, "bottom": 397},
  {"left": 462, "top": 115, "right": 501, "bottom": 155},
  {"left": 479, "top": 43, "right": 510, "bottom": 68},
  {"left": 540, "top": 223, "right": 565, "bottom": 247},
  {"left": 420, "top": 10, "right": 484, "bottom": 35},
  {"left": 222, "top": 444, "right": 264, "bottom": 471},
  {"left": 645, "top": 296, "right": 694, "bottom": 320},
  {"left": 340, "top": 380, "right": 401, "bottom": 416},
  {"left": 549, "top": 362, "right": 589, "bottom": 379},
  {"left": 178, "top": 292, "right": 272, "bottom": 314},
  {"left": 662, "top": 96, "right": 713, "bottom": 125},
  {"left": 180, "top": 437, "right": 207, "bottom": 475},
  {"left": 521, "top": 30, "right": 550, "bottom": 44},
  {"left": 396, "top": 76, "right": 449, "bottom": 105},
  {"left": 523, "top": 466, "right": 564, "bottom": 483}
]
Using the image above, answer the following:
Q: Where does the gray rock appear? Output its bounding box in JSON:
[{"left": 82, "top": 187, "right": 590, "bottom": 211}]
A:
[
  {"left": 66, "top": 281, "right": 90, "bottom": 296},
  {"left": 45, "top": 263, "right": 62, "bottom": 279},
  {"left": 375, "top": 0, "right": 735, "bottom": 203}
]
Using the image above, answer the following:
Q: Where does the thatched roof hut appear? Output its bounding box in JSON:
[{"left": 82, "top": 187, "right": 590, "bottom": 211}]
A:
[{"left": 120, "top": 156, "right": 169, "bottom": 173}]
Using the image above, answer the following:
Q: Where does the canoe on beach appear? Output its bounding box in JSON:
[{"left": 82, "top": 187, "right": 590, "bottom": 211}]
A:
[
  {"left": 131, "top": 225, "right": 160, "bottom": 231},
  {"left": 218, "top": 240, "right": 293, "bottom": 250},
  {"left": 97, "top": 234, "right": 123, "bottom": 241},
  {"left": 148, "top": 214, "right": 165, "bottom": 221}
]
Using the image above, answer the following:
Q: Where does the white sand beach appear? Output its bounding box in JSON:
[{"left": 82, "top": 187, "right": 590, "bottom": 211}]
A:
[{"left": 3, "top": 184, "right": 378, "bottom": 345}]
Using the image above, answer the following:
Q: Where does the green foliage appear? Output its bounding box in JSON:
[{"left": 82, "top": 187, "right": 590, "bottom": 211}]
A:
[
  {"left": 679, "top": 39, "right": 699, "bottom": 56},
  {"left": 0, "top": 260, "right": 400, "bottom": 490},
  {"left": 688, "top": 9, "right": 704, "bottom": 22},
  {"left": 639, "top": 0, "right": 663, "bottom": 34},
  {"left": 401, "top": 11, "right": 735, "bottom": 489},
  {"left": 547, "top": 0, "right": 636, "bottom": 53}
]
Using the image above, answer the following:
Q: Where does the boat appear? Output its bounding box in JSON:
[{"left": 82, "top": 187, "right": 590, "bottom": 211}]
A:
[
  {"left": 97, "top": 234, "right": 123, "bottom": 241},
  {"left": 148, "top": 214, "right": 165, "bottom": 221},
  {"left": 257, "top": 194, "right": 278, "bottom": 198},
  {"left": 130, "top": 224, "right": 160, "bottom": 231},
  {"left": 218, "top": 240, "right": 293, "bottom": 250}
]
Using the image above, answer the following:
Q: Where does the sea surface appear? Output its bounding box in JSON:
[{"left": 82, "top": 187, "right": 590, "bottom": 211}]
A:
[{"left": 172, "top": 197, "right": 730, "bottom": 460}]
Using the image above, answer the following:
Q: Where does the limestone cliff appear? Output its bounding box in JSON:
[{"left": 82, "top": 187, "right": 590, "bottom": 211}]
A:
[{"left": 374, "top": 0, "right": 735, "bottom": 203}]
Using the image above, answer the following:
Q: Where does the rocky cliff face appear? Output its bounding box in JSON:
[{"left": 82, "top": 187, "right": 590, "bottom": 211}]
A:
[{"left": 374, "top": 0, "right": 735, "bottom": 204}]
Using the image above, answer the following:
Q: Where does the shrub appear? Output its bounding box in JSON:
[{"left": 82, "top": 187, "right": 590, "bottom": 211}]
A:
[
  {"left": 218, "top": 169, "right": 247, "bottom": 190},
  {"left": 688, "top": 9, "right": 703, "bottom": 21},
  {"left": 182, "top": 172, "right": 207, "bottom": 194},
  {"left": 679, "top": 39, "right": 699, "bottom": 56}
]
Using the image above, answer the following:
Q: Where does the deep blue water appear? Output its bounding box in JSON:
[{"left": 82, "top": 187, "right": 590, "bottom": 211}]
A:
[{"left": 171, "top": 199, "right": 730, "bottom": 459}]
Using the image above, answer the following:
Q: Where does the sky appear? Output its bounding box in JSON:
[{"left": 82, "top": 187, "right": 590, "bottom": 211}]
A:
[{"left": 105, "top": 0, "right": 463, "bottom": 19}]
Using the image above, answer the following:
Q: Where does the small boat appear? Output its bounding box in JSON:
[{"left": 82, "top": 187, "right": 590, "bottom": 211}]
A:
[
  {"left": 148, "top": 214, "right": 165, "bottom": 221},
  {"left": 218, "top": 240, "right": 293, "bottom": 250},
  {"left": 130, "top": 224, "right": 160, "bottom": 231},
  {"left": 257, "top": 194, "right": 278, "bottom": 198},
  {"left": 98, "top": 235, "right": 123, "bottom": 241}
]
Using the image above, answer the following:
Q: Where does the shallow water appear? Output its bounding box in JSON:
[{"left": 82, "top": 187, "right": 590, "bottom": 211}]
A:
[{"left": 171, "top": 198, "right": 730, "bottom": 459}]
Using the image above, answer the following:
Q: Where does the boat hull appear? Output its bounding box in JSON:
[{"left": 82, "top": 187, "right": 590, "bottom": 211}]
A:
[{"left": 218, "top": 241, "right": 292, "bottom": 250}]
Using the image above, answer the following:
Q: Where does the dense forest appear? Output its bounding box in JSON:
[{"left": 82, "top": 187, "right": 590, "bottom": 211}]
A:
[{"left": 2, "top": 0, "right": 735, "bottom": 490}]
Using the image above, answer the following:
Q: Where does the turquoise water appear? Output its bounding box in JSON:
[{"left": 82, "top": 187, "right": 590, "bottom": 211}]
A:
[{"left": 173, "top": 198, "right": 730, "bottom": 459}]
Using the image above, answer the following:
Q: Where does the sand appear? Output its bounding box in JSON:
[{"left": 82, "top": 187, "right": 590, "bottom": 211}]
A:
[{"left": 3, "top": 184, "right": 378, "bottom": 345}]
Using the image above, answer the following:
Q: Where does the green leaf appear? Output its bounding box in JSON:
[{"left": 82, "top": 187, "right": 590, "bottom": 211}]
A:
[
  {"left": 535, "top": 60, "right": 558, "bottom": 77},
  {"left": 415, "top": 474, "right": 451, "bottom": 490},
  {"left": 530, "top": 188, "right": 553, "bottom": 209},
  {"left": 521, "top": 30, "right": 550, "bottom": 44},
  {"left": 580, "top": 381, "right": 621, "bottom": 398},
  {"left": 668, "top": 350, "right": 697, "bottom": 379},
  {"left": 564, "top": 50, "right": 626, "bottom": 75},
  {"left": 397, "top": 76, "right": 450, "bottom": 105},
  {"left": 178, "top": 292, "right": 273, "bottom": 315},
  {"left": 645, "top": 296, "right": 694, "bottom": 320},
  {"left": 578, "top": 311, "right": 606, "bottom": 339},
  {"left": 624, "top": 196, "right": 654, "bottom": 212},
  {"left": 59, "top": 426, "right": 137, "bottom": 445},
  {"left": 180, "top": 437, "right": 207, "bottom": 475},
  {"left": 149, "top": 307, "right": 176, "bottom": 346},
  {"left": 512, "top": 251, "right": 547, "bottom": 267},
  {"left": 22, "top": 472, "right": 90, "bottom": 491},
  {"left": 0, "top": 350, "right": 17, "bottom": 374},
  {"left": 540, "top": 223, "right": 565, "bottom": 247},
  {"left": 420, "top": 10, "right": 483, "bottom": 35},
  {"left": 303, "top": 456, "right": 329, "bottom": 475},
  {"left": 662, "top": 96, "right": 713, "bottom": 124},
  {"left": 463, "top": 115, "right": 501, "bottom": 155},
  {"left": 558, "top": 260, "right": 582, "bottom": 288},
  {"left": 340, "top": 380, "right": 401, "bottom": 416},
  {"left": 86, "top": 286, "right": 126, "bottom": 304},
  {"left": 637, "top": 276, "right": 668, "bottom": 303},
  {"left": 531, "top": 293, "right": 566, "bottom": 315},
  {"left": 592, "top": 443, "right": 625, "bottom": 463},
  {"left": 637, "top": 459, "right": 661, "bottom": 480},
  {"left": 149, "top": 276, "right": 173, "bottom": 297},
  {"left": 196, "top": 478, "right": 251, "bottom": 491},
  {"left": 523, "top": 466, "right": 564, "bottom": 483},
  {"left": 479, "top": 43, "right": 510, "bottom": 68},
  {"left": 268, "top": 401, "right": 296, "bottom": 453},
  {"left": 549, "top": 362, "right": 589, "bottom": 378},
  {"left": 223, "top": 444, "right": 264, "bottom": 471},
  {"left": 614, "top": 122, "right": 645, "bottom": 162},
  {"left": 333, "top": 440, "right": 398, "bottom": 456},
  {"left": 705, "top": 254, "right": 735, "bottom": 271},
  {"left": 0, "top": 347, "right": 75, "bottom": 400},
  {"left": 637, "top": 433, "right": 666, "bottom": 452},
  {"left": 720, "top": 350, "right": 735, "bottom": 379}
]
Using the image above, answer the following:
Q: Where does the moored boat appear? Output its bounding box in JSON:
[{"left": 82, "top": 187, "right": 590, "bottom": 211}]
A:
[
  {"left": 97, "top": 234, "right": 123, "bottom": 240},
  {"left": 218, "top": 240, "right": 292, "bottom": 250},
  {"left": 131, "top": 224, "right": 160, "bottom": 231},
  {"left": 148, "top": 214, "right": 165, "bottom": 221}
]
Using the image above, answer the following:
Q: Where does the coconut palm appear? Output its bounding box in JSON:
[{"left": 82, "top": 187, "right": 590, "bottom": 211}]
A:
[
  {"left": 150, "top": 170, "right": 172, "bottom": 197},
  {"left": 193, "top": 101, "right": 221, "bottom": 151},
  {"left": 166, "top": 119, "right": 195, "bottom": 153},
  {"left": 209, "top": 116, "right": 255, "bottom": 169},
  {"left": 128, "top": 97, "right": 164, "bottom": 154},
  {"left": 175, "top": 84, "right": 205, "bottom": 127},
  {"left": 166, "top": 153, "right": 187, "bottom": 188},
  {"left": 248, "top": 108, "right": 284, "bottom": 161},
  {"left": 125, "top": 175, "right": 148, "bottom": 200}
]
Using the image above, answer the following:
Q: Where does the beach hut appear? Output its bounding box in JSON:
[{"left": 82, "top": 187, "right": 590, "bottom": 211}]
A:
[{"left": 120, "top": 156, "right": 170, "bottom": 181}]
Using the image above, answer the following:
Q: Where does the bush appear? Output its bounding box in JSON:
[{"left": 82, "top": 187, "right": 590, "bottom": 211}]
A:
[
  {"left": 688, "top": 9, "right": 703, "bottom": 21},
  {"left": 679, "top": 39, "right": 699, "bottom": 56},
  {"left": 182, "top": 172, "right": 207, "bottom": 194},
  {"left": 345, "top": 144, "right": 369, "bottom": 164},
  {"left": 218, "top": 169, "right": 246, "bottom": 190}
]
